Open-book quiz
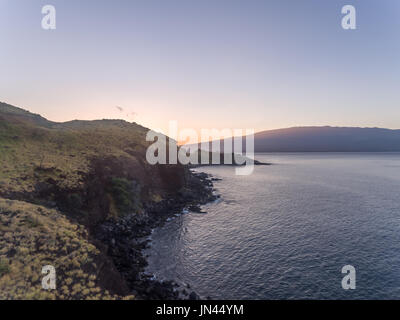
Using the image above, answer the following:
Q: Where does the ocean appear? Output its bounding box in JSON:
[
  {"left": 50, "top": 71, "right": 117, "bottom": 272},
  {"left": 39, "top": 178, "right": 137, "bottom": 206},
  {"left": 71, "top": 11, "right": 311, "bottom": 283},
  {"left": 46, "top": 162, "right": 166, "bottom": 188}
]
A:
[{"left": 145, "top": 153, "right": 400, "bottom": 299}]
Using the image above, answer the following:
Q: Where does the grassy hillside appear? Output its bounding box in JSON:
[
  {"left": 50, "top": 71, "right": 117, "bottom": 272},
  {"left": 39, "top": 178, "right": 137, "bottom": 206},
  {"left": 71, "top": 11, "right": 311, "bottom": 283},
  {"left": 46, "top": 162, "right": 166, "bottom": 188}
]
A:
[
  {"left": 0, "top": 102, "right": 190, "bottom": 299},
  {"left": 0, "top": 198, "right": 133, "bottom": 300},
  {"left": 0, "top": 102, "right": 185, "bottom": 221},
  {"left": 0, "top": 102, "right": 151, "bottom": 195}
]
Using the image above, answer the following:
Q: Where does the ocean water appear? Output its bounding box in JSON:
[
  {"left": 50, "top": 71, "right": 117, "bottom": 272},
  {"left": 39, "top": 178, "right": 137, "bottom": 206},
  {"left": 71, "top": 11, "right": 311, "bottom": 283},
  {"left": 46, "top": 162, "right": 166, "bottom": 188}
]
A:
[{"left": 145, "top": 153, "right": 400, "bottom": 299}]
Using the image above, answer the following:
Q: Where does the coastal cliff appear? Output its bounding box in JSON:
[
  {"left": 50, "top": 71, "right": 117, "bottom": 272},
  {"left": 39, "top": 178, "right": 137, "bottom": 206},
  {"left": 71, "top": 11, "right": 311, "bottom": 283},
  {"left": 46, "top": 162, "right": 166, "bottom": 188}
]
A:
[{"left": 0, "top": 102, "right": 216, "bottom": 299}]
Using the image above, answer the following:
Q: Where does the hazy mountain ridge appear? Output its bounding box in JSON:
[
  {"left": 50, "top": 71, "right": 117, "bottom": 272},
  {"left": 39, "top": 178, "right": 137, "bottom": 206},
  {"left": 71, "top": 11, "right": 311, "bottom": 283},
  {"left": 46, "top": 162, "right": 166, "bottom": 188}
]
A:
[
  {"left": 252, "top": 126, "right": 400, "bottom": 152},
  {"left": 196, "top": 126, "right": 400, "bottom": 153}
]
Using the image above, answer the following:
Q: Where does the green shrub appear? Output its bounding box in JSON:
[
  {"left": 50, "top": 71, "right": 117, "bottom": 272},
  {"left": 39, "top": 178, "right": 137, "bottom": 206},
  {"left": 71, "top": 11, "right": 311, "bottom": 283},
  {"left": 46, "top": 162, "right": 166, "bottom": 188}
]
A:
[
  {"left": 107, "top": 177, "right": 141, "bottom": 216},
  {"left": 68, "top": 193, "right": 83, "bottom": 208},
  {"left": 0, "top": 259, "right": 10, "bottom": 277}
]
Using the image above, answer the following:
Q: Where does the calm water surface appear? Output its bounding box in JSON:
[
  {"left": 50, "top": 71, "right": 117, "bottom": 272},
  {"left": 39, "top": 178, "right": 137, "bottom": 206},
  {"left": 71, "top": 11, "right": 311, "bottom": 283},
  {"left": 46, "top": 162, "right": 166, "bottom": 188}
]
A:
[{"left": 145, "top": 153, "right": 400, "bottom": 299}]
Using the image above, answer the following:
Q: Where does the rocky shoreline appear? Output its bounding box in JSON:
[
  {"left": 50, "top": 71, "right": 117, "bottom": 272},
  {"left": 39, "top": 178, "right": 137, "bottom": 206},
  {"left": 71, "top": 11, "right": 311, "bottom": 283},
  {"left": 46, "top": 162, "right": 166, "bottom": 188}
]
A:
[{"left": 95, "top": 170, "right": 218, "bottom": 300}]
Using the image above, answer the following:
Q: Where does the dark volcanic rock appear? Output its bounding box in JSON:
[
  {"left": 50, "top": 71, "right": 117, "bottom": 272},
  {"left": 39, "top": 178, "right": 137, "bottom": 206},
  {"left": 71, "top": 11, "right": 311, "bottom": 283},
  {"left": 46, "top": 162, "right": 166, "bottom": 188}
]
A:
[
  {"left": 96, "top": 170, "right": 217, "bottom": 300},
  {"left": 189, "top": 291, "right": 200, "bottom": 300}
]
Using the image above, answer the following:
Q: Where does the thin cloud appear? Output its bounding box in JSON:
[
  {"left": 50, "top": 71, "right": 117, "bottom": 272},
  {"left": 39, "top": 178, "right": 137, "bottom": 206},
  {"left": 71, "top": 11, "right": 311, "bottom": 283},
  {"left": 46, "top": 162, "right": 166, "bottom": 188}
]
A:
[{"left": 114, "top": 106, "right": 137, "bottom": 121}]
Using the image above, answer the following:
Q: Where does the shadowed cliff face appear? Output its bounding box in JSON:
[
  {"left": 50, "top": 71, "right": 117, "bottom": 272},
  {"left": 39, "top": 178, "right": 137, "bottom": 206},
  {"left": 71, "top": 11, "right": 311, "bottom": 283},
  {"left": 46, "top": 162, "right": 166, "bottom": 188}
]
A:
[
  {"left": 0, "top": 102, "right": 195, "bottom": 299},
  {"left": 0, "top": 102, "right": 189, "bottom": 224}
]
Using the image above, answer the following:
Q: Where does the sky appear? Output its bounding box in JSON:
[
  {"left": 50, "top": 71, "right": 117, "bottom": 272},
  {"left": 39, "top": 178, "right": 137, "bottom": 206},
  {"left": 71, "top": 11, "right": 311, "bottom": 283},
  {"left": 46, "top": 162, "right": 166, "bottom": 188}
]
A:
[{"left": 1, "top": 0, "right": 400, "bottom": 134}]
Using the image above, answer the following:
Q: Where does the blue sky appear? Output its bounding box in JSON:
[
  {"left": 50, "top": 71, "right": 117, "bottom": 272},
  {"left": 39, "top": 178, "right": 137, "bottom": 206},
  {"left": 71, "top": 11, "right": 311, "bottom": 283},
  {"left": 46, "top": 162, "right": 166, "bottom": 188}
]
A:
[{"left": 1, "top": 0, "right": 399, "bottom": 133}]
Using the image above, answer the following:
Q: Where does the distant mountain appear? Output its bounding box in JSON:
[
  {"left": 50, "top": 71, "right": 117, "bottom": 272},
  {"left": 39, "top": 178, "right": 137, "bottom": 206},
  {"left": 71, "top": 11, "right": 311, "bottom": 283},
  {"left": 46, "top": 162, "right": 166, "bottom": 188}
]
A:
[
  {"left": 251, "top": 127, "right": 400, "bottom": 152},
  {"left": 193, "top": 126, "right": 400, "bottom": 153}
]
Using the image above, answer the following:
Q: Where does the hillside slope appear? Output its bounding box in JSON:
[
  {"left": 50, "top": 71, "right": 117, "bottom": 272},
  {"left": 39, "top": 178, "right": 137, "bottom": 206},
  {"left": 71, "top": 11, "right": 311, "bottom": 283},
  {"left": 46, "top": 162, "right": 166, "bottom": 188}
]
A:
[
  {"left": 0, "top": 102, "right": 188, "bottom": 222},
  {"left": 0, "top": 102, "right": 213, "bottom": 299}
]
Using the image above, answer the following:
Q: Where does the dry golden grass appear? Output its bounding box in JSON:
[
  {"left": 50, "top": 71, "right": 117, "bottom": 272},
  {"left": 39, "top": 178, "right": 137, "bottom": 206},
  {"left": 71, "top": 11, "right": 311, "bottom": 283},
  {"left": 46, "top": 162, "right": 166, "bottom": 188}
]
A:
[{"left": 0, "top": 198, "right": 134, "bottom": 300}]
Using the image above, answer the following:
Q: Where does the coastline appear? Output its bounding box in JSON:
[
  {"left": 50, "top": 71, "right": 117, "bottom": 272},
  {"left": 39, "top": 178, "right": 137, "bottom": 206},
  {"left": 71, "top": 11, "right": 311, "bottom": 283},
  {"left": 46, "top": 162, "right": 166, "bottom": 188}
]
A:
[
  {"left": 0, "top": 103, "right": 227, "bottom": 299},
  {"left": 95, "top": 170, "right": 218, "bottom": 300}
]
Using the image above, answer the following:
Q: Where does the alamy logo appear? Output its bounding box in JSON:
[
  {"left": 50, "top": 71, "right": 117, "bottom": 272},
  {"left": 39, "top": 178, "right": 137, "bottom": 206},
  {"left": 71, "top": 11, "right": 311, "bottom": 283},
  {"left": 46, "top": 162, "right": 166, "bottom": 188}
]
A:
[
  {"left": 41, "top": 265, "right": 56, "bottom": 290},
  {"left": 41, "top": 5, "right": 56, "bottom": 30},
  {"left": 341, "top": 265, "right": 356, "bottom": 290},
  {"left": 39, "top": 5, "right": 356, "bottom": 31},
  {"left": 146, "top": 121, "right": 255, "bottom": 175},
  {"left": 341, "top": 5, "right": 356, "bottom": 30}
]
